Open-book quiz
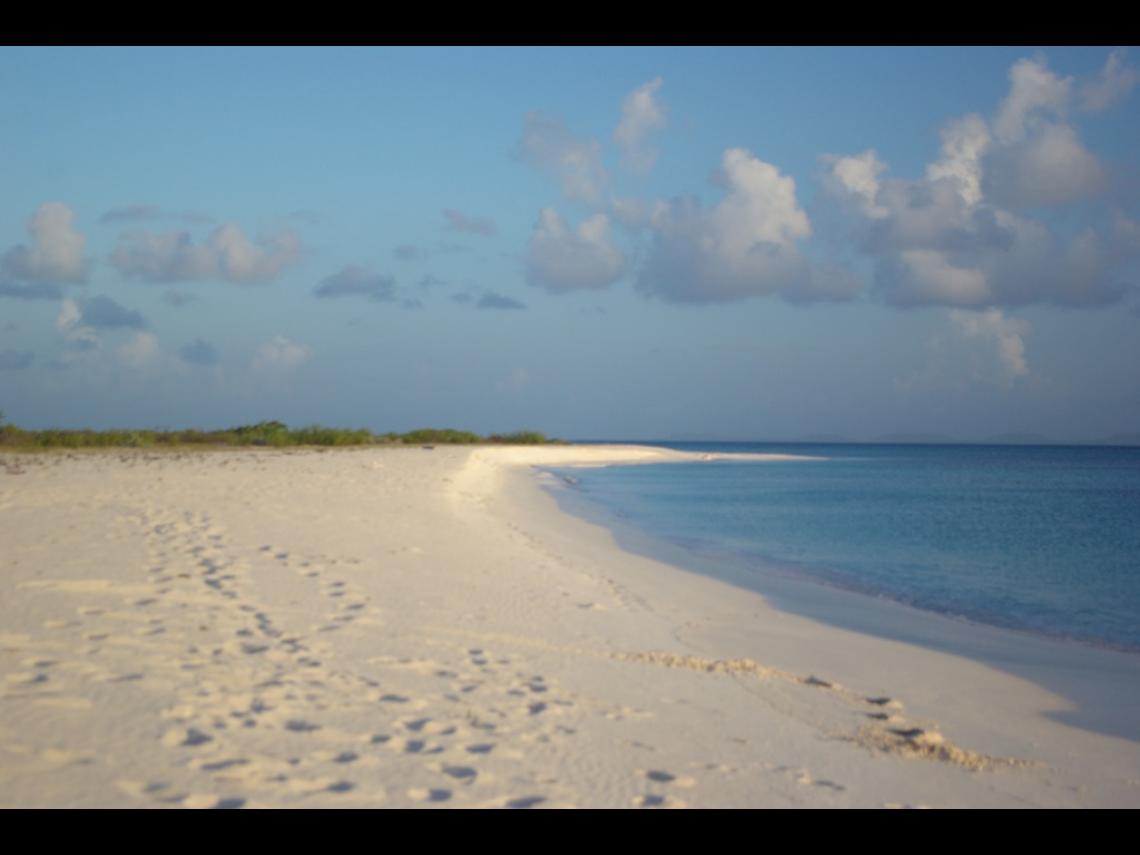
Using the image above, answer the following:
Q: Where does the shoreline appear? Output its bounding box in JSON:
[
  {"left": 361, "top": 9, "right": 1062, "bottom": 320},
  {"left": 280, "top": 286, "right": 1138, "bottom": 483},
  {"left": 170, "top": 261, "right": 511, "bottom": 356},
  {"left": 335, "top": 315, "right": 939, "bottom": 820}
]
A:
[
  {"left": 533, "top": 457, "right": 1140, "bottom": 743},
  {"left": 2, "top": 445, "right": 1139, "bottom": 806}
]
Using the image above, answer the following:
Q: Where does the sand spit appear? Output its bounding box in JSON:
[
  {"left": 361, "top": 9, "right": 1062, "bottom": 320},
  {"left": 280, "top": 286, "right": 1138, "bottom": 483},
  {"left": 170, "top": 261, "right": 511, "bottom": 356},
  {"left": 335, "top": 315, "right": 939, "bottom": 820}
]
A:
[{"left": 1, "top": 445, "right": 1138, "bottom": 808}]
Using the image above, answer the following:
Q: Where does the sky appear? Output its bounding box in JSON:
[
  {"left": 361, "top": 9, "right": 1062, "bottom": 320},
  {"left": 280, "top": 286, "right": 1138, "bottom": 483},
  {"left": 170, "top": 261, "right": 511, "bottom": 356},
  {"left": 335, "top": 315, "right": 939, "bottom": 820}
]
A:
[{"left": 1, "top": 46, "right": 1138, "bottom": 442}]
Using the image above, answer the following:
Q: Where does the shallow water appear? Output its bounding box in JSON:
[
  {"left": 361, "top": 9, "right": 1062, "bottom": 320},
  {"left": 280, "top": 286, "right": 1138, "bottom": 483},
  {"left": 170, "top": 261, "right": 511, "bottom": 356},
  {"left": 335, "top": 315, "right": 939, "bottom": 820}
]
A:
[{"left": 555, "top": 442, "right": 1140, "bottom": 652}]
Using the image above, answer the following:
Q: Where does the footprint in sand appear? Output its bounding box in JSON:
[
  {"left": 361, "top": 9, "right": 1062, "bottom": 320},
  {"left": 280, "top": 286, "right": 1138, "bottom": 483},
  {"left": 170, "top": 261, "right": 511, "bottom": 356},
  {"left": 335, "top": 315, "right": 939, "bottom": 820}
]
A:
[
  {"left": 407, "top": 787, "right": 451, "bottom": 803},
  {"left": 162, "top": 728, "right": 214, "bottom": 748},
  {"left": 632, "top": 793, "right": 689, "bottom": 808},
  {"left": 505, "top": 796, "right": 546, "bottom": 809},
  {"left": 639, "top": 768, "right": 697, "bottom": 788},
  {"left": 440, "top": 765, "right": 477, "bottom": 782}
]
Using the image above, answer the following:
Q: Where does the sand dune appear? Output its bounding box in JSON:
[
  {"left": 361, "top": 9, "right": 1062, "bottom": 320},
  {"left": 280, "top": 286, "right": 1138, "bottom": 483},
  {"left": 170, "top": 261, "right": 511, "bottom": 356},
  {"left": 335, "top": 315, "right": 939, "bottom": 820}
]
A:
[{"left": 1, "top": 445, "right": 1138, "bottom": 807}]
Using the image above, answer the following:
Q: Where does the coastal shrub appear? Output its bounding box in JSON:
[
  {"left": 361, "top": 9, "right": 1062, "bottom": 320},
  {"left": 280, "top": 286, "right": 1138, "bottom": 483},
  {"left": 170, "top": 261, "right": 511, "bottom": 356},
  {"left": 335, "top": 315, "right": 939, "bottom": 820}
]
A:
[
  {"left": 0, "top": 420, "right": 567, "bottom": 449},
  {"left": 229, "top": 420, "right": 290, "bottom": 446},
  {"left": 401, "top": 428, "right": 483, "bottom": 445},
  {"left": 290, "top": 426, "right": 374, "bottom": 446},
  {"left": 0, "top": 424, "right": 29, "bottom": 446},
  {"left": 488, "top": 430, "right": 548, "bottom": 444}
]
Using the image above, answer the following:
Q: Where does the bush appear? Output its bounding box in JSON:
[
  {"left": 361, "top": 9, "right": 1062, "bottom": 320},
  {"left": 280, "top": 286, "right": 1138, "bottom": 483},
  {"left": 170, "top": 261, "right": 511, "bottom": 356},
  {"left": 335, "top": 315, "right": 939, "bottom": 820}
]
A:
[
  {"left": 0, "top": 420, "right": 566, "bottom": 449},
  {"left": 488, "top": 430, "right": 548, "bottom": 444},
  {"left": 400, "top": 428, "right": 483, "bottom": 445}
]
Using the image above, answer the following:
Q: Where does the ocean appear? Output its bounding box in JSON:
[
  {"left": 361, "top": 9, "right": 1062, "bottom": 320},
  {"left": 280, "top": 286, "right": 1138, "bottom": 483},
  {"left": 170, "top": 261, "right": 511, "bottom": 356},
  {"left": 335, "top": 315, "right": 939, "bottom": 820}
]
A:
[{"left": 549, "top": 442, "right": 1140, "bottom": 653}]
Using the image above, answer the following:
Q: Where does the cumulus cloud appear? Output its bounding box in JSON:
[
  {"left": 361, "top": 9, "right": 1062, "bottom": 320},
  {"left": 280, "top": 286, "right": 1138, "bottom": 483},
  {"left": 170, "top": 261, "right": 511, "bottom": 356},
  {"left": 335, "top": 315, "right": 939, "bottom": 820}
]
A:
[
  {"left": 443, "top": 209, "right": 497, "bottom": 236},
  {"left": 1, "top": 202, "right": 88, "bottom": 285},
  {"left": 826, "top": 149, "right": 891, "bottom": 218},
  {"left": 477, "top": 292, "right": 526, "bottom": 310},
  {"left": 637, "top": 147, "right": 825, "bottom": 303},
  {"left": 54, "top": 298, "right": 155, "bottom": 370},
  {"left": 525, "top": 208, "right": 625, "bottom": 293},
  {"left": 980, "top": 56, "right": 1106, "bottom": 208},
  {"left": 516, "top": 112, "right": 608, "bottom": 206},
  {"left": 993, "top": 57, "right": 1072, "bottom": 145},
  {"left": 314, "top": 266, "right": 397, "bottom": 301},
  {"left": 1079, "top": 50, "right": 1139, "bottom": 113},
  {"left": 111, "top": 223, "right": 302, "bottom": 284},
  {"left": 949, "top": 308, "right": 1030, "bottom": 382},
  {"left": 0, "top": 349, "right": 33, "bottom": 370},
  {"left": 925, "top": 114, "right": 990, "bottom": 207},
  {"left": 821, "top": 53, "right": 1131, "bottom": 310},
  {"left": 891, "top": 250, "right": 989, "bottom": 307},
  {"left": 253, "top": 335, "right": 312, "bottom": 372},
  {"left": 984, "top": 120, "right": 1105, "bottom": 208},
  {"left": 56, "top": 299, "right": 101, "bottom": 352},
  {"left": 179, "top": 338, "right": 219, "bottom": 366},
  {"left": 99, "top": 205, "right": 213, "bottom": 225},
  {"left": 614, "top": 77, "right": 667, "bottom": 174}
]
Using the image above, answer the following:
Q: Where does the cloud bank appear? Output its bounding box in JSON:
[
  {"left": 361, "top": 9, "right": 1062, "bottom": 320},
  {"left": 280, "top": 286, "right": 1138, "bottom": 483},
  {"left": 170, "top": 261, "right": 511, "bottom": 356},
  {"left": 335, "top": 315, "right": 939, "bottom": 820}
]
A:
[
  {"left": 111, "top": 223, "right": 302, "bottom": 284},
  {"left": 822, "top": 53, "right": 1138, "bottom": 311}
]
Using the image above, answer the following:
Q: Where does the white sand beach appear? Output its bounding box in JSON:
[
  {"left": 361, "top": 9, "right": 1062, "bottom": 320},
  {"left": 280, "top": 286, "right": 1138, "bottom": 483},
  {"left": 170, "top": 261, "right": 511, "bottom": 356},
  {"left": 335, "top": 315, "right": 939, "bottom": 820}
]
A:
[{"left": 2, "top": 444, "right": 1139, "bottom": 808}]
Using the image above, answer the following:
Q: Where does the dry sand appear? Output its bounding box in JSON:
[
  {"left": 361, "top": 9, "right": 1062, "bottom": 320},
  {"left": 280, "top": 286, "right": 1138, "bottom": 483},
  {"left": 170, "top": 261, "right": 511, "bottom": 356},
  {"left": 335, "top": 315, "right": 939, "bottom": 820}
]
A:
[{"left": 1, "top": 444, "right": 1139, "bottom": 808}]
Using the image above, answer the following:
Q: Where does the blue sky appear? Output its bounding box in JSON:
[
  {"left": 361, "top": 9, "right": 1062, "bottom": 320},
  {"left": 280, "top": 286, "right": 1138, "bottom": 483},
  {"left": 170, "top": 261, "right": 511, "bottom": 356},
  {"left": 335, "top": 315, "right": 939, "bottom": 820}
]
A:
[{"left": 1, "top": 46, "right": 1138, "bottom": 441}]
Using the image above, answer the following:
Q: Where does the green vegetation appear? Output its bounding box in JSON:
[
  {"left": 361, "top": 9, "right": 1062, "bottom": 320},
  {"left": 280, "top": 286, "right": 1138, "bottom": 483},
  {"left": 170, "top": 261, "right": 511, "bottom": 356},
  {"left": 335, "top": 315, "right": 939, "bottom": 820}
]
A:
[
  {"left": 0, "top": 418, "right": 565, "bottom": 450},
  {"left": 400, "top": 428, "right": 484, "bottom": 445}
]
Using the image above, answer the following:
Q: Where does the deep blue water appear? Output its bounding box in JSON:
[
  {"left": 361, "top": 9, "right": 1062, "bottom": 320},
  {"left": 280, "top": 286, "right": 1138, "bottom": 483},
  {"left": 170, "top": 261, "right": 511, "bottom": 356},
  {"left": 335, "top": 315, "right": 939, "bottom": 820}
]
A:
[{"left": 554, "top": 443, "right": 1140, "bottom": 652}]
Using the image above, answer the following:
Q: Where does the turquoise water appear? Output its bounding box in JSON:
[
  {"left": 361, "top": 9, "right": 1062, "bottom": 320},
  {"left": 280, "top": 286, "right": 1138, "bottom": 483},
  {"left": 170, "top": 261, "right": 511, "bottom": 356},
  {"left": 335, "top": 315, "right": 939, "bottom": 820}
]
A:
[{"left": 553, "top": 443, "right": 1140, "bottom": 652}]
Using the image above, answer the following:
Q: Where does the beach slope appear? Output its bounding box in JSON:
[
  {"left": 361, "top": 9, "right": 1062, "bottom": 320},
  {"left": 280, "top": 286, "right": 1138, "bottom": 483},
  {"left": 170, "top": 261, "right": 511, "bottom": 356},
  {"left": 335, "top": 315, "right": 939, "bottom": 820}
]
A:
[{"left": 1, "top": 445, "right": 1138, "bottom": 807}]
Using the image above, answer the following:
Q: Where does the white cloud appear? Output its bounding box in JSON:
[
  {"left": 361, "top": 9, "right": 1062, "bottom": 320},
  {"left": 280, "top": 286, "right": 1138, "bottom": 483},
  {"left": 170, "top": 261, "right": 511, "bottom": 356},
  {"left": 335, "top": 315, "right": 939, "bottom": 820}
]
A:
[
  {"left": 525, "top": 208, "right": 625, "bottom": 293},
  {"left": 993, "top": 57, "right": 1072, "bottom": 144},
  {"left": 1, "top": 202, "right": 87, "bottom": 284},
  {"left": 56, "top": 298, "right": 100, "bottom": 351},
  {"left": 614, "top": 77, "right": 667, "bottom": 174},
  {"left": 111, "top": 223, "right": 302, "bottom": 284},
  {"left": 516, "top": 112, "right": 608, "bottom": 206},
  {"left": 985, "top": 121, "right": 1105, "bottom": 208},
  {"left": 925, "top": 114, "right": 990, "bottom": 207},
  {"left": 821, "top": 53, "right": 1128, "bottom": 310},
  {"left": 948, "top": 308, "right": 1030, "bottom": 382},
  {"left": 1079, "top": 50, "right": 1140, "bottom": 112},
  {"left": 897, "top": 250, "right": 989, "bottom": 307},
  {"left": 637, "top": 147, "right": 818, "bottom": 303},
  {"left": 253, "top": 335, "right": 312, "bottom": 371},
  {"left": 983, "top": 56, "right": 1105, "bottom": 208},
  {"left": 826, "top": 150, "right": 890, "bottom": 218}
]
